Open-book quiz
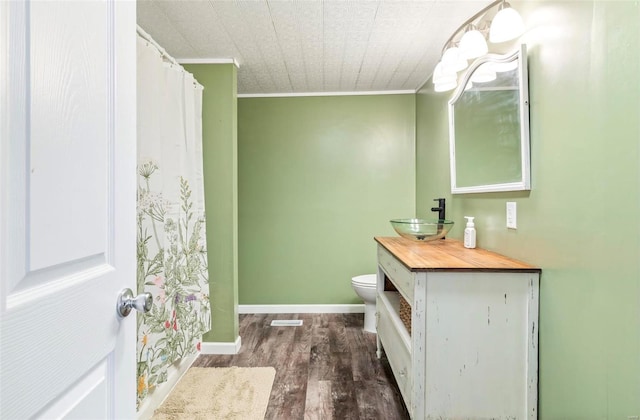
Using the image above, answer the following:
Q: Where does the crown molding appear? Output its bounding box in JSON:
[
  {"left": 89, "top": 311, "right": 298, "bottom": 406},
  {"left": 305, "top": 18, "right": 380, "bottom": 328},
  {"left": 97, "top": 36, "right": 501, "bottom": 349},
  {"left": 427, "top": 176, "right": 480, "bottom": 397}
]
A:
[
  {"left": 237, "top": 90, "right": 415, "bottom": 98},
  {"left": 177, "top": 58, "right": 240, "bottom": 68}
]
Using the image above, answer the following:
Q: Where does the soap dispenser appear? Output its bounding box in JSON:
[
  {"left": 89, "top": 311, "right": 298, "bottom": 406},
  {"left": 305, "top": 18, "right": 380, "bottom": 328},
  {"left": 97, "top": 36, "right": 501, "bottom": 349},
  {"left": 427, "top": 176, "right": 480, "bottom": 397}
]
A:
[{"left": 464, "top": 216, "right": 476, "bottom": 249}]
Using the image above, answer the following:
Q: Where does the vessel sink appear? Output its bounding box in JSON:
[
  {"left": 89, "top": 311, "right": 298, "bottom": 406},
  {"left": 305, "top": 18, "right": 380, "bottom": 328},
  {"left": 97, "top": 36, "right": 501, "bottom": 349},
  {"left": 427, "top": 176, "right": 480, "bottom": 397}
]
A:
[{"left": 390, "top": 219, "right": 454, "bottom": 242}]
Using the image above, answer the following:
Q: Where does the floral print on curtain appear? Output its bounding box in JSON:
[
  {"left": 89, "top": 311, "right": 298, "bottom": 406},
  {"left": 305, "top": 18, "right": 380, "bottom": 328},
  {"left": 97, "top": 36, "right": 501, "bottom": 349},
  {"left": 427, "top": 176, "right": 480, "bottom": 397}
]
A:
[
  {"left": 135, "top": 32, "right": 210, "bottom": 409},
  {"left": 136, "top": 163, "right": 210, "bottom": 406}
]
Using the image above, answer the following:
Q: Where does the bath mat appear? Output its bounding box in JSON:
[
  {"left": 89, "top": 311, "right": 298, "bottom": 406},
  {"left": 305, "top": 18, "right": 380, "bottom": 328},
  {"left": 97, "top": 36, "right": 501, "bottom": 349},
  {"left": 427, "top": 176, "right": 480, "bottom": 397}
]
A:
[{"left": 152, "top": 366, "right": 276, "bottom": 420}]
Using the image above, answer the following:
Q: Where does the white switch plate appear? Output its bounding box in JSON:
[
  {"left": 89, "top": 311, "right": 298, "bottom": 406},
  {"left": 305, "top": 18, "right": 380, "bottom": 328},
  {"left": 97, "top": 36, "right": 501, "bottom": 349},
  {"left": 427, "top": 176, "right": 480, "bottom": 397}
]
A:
[{"left": 506, "top": 202, "right": 517, "bottom": 229}]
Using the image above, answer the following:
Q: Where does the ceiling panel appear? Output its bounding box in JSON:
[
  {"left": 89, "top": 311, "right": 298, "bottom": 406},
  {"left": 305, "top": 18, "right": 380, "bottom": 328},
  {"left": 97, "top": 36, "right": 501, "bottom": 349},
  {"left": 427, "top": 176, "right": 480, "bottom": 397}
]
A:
[{"left": 137, "top": 0, "right": 495, "bottom": 95}]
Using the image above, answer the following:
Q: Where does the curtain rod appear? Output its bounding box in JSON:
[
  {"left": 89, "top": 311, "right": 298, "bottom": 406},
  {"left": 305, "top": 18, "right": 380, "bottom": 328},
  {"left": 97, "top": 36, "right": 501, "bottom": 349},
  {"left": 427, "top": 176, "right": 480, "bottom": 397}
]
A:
[
  {"left": 136, "top": 25, "right": 203, "bottom": 89},
  {"left": 136, "top": 25, "right": 180, "bottom": 67}
]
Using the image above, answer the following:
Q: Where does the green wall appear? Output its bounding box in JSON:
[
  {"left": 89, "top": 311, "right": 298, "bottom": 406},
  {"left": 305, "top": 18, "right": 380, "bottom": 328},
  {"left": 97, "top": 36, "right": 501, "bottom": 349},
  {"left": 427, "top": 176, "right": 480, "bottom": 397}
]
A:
[
  {"left": 238, "top": 95, "right": 415, "bottom": 304},
  {"left": 416, "top": 1, "right": 639, "bottom": 417},
  {"left": 183, "top": 64, "right": 239, "bottom": 343}
]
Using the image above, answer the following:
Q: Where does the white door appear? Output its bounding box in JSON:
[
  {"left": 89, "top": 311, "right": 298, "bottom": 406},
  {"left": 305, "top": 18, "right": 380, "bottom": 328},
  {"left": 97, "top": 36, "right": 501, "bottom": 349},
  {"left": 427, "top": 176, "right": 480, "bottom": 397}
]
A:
[{"left": 0, "top": 1, "right": 137, "bottom": 418}]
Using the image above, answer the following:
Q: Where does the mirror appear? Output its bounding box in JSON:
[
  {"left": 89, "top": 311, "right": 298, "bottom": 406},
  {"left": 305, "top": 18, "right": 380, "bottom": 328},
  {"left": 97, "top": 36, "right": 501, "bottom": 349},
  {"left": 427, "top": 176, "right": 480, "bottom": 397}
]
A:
[{"left": 449, "top": 44, "right": 530, "bottom": 194}]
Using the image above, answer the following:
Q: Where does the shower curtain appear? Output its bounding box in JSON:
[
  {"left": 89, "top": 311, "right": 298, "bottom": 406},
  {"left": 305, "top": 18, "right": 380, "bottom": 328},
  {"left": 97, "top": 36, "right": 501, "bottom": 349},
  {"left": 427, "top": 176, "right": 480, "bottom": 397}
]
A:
[{"left": 136, "top": 33, "right": 210, "bottom": 408}]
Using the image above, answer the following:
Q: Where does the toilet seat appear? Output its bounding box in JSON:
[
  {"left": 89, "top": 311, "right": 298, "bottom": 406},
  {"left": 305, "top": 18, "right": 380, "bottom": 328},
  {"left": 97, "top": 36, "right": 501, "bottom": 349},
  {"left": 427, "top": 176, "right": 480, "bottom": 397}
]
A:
[{"left": 351, "top": 274, "right": 376, "bottom": 288}]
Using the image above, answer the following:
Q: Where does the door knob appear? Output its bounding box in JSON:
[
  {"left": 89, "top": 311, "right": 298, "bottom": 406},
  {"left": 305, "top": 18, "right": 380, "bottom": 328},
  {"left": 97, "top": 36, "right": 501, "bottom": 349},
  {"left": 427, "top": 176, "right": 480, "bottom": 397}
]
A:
[{"left": 117, "top": 288, "right": 153, "bottom": 318}]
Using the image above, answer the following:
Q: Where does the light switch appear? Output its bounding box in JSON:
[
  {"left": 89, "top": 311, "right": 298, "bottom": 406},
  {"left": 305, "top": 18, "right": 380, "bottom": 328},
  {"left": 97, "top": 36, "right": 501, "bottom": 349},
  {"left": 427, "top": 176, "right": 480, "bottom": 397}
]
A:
[{"left": 506, "top": 202, "right": 517, "bottom": 229}]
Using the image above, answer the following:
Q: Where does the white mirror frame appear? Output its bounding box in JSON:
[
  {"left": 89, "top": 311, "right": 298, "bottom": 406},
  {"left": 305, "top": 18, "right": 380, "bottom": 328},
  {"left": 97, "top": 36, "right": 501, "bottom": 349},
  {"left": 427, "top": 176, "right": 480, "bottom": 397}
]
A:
[{"left": 448, "top": 44, "right": 530, "bottom": 194}]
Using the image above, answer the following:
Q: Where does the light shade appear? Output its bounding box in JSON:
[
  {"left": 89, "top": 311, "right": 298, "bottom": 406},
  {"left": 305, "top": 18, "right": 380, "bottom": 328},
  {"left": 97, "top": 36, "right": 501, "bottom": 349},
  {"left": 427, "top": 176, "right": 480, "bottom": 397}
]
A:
[
  {"left": 434, "top": 80, "right": 457, "bottom": 93},
  {"left": 489, "top": 3, "right": 525, "bottom": 43},
  {"left": 459, "top": 28, "right": 488, "bottom": 59},
  {"left": 441, "top": 46, "right": 468, "bottom": 73},
  {"left": 433, "top": 61, "right": 457, "bottom": 85}
]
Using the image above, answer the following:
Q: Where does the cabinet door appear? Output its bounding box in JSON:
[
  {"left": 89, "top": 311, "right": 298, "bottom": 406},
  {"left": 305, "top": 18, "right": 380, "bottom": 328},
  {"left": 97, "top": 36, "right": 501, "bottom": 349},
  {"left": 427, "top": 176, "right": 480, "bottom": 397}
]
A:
[{"left": 422, "top": 272, "right": 539, "bottom": 419}]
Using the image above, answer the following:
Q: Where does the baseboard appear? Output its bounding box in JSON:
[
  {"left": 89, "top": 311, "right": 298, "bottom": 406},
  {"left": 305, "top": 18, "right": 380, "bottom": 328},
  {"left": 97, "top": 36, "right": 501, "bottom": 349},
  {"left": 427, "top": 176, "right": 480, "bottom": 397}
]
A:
[
  {"left": 136, "top": 353, "right": 198, "bottom": 420},
  {"left": 200, "top": 335, "right": 242, "bottom": 355},
  {"left": 238, "top": 304, "right": 365, "bottom": 314}
]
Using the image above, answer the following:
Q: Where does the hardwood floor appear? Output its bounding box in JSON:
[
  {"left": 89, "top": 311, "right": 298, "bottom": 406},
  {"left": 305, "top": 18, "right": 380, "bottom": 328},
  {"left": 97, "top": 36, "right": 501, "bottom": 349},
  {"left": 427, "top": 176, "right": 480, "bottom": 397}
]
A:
[{"left": 193, "top": 313, "right": 410, "bottom": 420}]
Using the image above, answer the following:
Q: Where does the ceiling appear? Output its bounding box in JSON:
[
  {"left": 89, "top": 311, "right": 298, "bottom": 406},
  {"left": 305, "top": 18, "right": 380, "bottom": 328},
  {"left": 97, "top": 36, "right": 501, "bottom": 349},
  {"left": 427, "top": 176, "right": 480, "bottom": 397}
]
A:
[{"left": 137, "top": 0, "right": 493, "bottom": 95}]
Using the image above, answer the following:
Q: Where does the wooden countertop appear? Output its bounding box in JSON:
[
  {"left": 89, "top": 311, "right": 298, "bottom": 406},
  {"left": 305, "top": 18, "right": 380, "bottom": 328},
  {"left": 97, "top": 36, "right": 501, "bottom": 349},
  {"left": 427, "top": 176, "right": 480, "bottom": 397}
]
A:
[{"left": 374, "top": 237, "right": 541, "bottom": 273}]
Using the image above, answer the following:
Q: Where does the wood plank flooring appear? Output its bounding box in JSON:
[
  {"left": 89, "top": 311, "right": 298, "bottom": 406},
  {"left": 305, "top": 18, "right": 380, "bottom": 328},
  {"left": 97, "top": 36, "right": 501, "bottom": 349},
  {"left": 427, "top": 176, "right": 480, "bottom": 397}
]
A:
[{"left": 193, "top": 313, "right": 410, "bottom": 420}]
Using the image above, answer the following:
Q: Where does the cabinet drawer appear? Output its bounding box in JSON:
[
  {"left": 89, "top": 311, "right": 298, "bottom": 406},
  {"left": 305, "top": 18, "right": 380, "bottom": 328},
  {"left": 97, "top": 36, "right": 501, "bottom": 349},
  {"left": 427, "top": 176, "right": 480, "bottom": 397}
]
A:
[
  {"left": 377, "top": 296, "right": 412, "bottom": 412},
  {"left": 378, "top": 246, "right": 414, "bottom": 303}
]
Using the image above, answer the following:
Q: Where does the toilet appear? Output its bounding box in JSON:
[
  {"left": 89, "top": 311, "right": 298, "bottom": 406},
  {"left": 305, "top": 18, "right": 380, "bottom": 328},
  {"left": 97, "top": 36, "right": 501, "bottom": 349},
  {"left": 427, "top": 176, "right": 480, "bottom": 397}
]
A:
[{"left": 351, "top": 274, "right": 377, "bottom": 333}]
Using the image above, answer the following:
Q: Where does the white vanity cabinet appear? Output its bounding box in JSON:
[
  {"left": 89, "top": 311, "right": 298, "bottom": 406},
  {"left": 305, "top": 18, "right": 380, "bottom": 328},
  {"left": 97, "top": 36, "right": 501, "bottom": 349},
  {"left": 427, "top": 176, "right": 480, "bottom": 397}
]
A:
[{"left": 375, "top": 237, "right": 541, "bottom": 420}]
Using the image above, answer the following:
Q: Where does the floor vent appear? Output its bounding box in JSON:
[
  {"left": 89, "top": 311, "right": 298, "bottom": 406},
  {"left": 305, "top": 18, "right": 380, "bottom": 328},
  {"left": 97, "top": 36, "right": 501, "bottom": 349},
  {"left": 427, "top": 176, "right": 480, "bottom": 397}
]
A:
[{"left": 270, "top": 320, "right": 303, "bottom": 327}]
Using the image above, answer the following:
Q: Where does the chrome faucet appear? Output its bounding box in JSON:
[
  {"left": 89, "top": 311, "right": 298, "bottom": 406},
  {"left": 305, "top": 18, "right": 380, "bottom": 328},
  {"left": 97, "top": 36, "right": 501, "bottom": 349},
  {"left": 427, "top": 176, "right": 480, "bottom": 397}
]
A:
[{"left": 431, "top": 198, "right": 446, "bottom": 221}]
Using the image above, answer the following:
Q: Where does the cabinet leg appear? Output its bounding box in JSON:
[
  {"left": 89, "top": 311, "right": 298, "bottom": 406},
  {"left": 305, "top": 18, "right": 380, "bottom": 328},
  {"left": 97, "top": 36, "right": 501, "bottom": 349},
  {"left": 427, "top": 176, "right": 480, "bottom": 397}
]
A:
[{"left": 376, "top": 335, "right": 382, "bottom": 359}]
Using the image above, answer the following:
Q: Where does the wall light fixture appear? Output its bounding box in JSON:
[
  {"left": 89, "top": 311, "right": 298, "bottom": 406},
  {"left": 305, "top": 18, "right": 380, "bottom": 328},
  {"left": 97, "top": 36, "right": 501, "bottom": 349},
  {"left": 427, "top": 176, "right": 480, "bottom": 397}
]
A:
[{"left": 433, "top": 0, "right": 525, "bottom": 92}]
